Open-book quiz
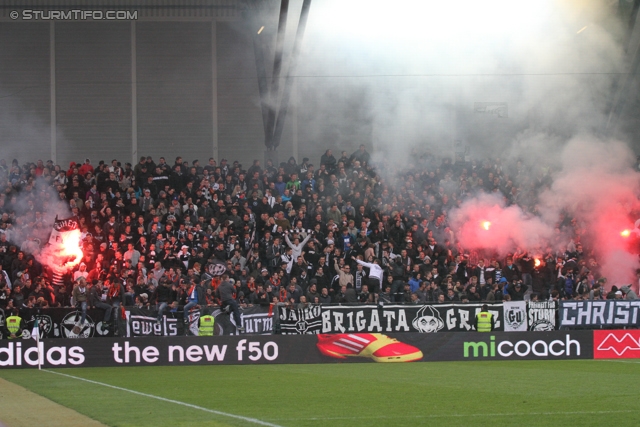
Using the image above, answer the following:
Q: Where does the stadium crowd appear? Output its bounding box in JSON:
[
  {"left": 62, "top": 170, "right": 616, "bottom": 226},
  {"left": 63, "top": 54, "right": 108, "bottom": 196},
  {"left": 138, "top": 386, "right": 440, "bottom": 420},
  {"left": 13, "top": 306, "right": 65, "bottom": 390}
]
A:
[{"left": 0, "top": 144, "right": 638, "bottom": 327}]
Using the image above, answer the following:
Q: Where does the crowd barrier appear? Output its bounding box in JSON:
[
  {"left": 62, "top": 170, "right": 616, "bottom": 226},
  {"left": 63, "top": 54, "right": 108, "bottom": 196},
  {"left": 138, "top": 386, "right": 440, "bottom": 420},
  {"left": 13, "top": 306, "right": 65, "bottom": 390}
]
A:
[
  {"left": 1, "top": 329, "right": 638, "bottom": 368},
  {"left": 0, "top": 306, "right": 271, "bottom": 339},
  {"left": 2, "top": 300, "right": 639, "bottom": 340}
]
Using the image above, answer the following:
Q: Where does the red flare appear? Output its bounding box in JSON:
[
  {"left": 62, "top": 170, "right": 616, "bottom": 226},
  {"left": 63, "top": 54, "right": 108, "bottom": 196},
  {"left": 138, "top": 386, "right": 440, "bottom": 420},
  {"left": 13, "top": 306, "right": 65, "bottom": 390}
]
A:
[{"left": 59, "top": 229, "right": 83, "bottom": 268}]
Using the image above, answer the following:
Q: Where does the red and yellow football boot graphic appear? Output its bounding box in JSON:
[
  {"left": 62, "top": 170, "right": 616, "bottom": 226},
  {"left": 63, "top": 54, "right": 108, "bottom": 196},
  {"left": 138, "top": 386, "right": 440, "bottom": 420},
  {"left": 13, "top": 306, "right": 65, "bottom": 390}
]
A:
[{"left": 317, "top": 333, "right": 423, "bottom": 363}]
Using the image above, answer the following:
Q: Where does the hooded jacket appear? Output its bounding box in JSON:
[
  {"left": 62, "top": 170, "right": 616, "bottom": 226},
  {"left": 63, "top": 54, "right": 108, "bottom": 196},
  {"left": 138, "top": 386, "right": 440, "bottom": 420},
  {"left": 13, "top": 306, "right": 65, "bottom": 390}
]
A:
[{"left": 620, "top": 285, "right": 638, "bottom": 300}]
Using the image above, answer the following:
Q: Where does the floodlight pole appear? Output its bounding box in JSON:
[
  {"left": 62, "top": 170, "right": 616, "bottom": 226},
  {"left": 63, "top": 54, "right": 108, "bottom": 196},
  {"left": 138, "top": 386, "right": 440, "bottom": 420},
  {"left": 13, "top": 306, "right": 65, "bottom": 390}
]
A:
[
  {"left": 272, "top": 0, "right": 312, "bottom": 149},
  {"left": 266, "top": 0, "right": 290, "bottom": 148},
  {"left": 251, "top": 0, "right": 312, "bottom": 152},
  {"left": 252, "top": 27, "right": 271, "bottom": 147}
]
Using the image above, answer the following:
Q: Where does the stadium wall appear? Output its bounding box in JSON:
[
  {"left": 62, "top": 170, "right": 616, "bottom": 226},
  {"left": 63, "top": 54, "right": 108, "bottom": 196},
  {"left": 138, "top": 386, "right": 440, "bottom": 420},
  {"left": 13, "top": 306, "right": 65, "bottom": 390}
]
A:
[{"left": 0, "top": 1, "right": 304, "bottom": 168}]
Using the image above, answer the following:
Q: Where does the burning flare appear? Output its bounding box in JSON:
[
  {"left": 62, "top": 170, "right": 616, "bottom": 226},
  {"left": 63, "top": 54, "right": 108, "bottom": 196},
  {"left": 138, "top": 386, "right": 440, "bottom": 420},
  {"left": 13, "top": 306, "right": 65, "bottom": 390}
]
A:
[
  {"left": 40, "top": 216, "right": 84, "bottom": 271},
  {"left": 621, "top": 229, "right": 631, "bottom": 238},
  {"left": 534, "top": 258, "right": 541, "bottom": 267},
  {"left": 59, "top": 229, "right": 83, "bottom": 268},
  {"left": 481, "top": 221, "right": 491, "bottom": 231}
]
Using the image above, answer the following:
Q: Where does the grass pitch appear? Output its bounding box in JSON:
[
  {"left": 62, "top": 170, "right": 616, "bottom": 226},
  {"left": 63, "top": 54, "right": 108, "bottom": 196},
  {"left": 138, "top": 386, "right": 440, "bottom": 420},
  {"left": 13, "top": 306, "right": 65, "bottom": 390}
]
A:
[{"left": 0, "top": 360, "right": 638, "bottom": 427}]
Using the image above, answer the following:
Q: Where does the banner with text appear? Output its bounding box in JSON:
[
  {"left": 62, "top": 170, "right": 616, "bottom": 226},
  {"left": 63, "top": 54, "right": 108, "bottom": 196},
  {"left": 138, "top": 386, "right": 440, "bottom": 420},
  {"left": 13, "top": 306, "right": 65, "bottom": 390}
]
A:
[
  {"left": 503, "top": 301, "right": 528, "bottom": 332},
  {"left": 559, "top": 300, "right": 640, "bottom": 328},
  {"left": 528, "top": 301, "right": 557, "bottom": 331},
  {"left": 278, "top": 303, "right": 504, "bottom": 334},
  {"left": 1, "top": 306, "right": 273, "bottom": 340},
  {"left": 0, "top": 330, "right": 593, "bottom": 369},
  {"left": 126, "top": 305, "right": 273, "bottom": 337}
]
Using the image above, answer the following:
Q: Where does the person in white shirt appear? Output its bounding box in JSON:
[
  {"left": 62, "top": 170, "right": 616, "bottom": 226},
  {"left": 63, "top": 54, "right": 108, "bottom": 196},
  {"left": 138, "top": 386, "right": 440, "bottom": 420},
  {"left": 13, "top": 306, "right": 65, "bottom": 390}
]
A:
[
  {"left": 284, "top": 230, "right": 311, "bottom": 262},
  {"left": 352, "top": 255, "right": 384, "bottom": 294},
  {"left": 73, "top": 263, "right": 89, "bottom": 281}
]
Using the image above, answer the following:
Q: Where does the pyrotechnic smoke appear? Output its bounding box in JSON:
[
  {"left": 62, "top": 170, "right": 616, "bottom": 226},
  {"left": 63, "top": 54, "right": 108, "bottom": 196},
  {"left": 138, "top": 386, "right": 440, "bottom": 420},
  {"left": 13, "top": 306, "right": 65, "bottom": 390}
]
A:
[
  {"left": 450, "top": 136, "right": 640, "bottom": 287},
  {"left": 539, "top": 137, "right": 640, "bottom": 285},
  {"left": 296, "top": 0, "right": 640, "bottom": 289},
  {"left": 449, "top": 193, "right": 555, "bottom": 256},
  {"left": 3, "top": 181, "right": 81, "bottom": 272},
  {"left": 297, "top": 0, "right": 628, "bottom": 163}
]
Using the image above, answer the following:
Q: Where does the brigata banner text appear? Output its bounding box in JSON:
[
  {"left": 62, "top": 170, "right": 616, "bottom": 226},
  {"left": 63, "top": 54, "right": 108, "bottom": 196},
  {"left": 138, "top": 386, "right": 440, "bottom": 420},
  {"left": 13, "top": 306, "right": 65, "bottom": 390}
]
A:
[{"left": 278, "top": 303, "right": 504, "bottom": 334}]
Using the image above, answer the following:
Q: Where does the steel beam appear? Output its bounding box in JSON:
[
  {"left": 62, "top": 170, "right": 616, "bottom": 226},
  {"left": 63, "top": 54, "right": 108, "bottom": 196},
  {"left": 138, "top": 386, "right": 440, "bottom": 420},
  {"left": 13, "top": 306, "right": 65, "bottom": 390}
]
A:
[{"left": 272, "top": 0, "right": 311, "bottom": 149}]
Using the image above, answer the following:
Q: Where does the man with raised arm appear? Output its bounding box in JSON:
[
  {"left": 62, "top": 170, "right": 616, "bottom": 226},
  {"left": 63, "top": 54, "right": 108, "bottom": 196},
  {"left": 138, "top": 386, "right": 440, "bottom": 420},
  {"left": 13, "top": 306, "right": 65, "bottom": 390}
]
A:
[
  {"left": 284, "top": 230, "right": 312, "bottom": 263},
  {"left": 352, "top": 255, "right": 384, "bottom": 295}
]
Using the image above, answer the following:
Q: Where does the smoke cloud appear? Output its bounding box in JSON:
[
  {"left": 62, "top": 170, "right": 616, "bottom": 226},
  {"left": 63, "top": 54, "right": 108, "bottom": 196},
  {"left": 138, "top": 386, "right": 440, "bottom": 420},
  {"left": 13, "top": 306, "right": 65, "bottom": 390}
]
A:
[
  {"left": 0, "top": 0, "right": 637, "bottom": 288},
  {"left": 539, "top": 137, "right": 640, "bottom": 285},
  {"left": 450, "top": 136, "right": 640, "bottom": 285},
  {"left": 292, "top": 0, "right": 639, "bottom": 286},
  {"left": 297, "top": 0, "right": 627, "bottom": 159},
  {"left": 449, "top": 193, "right": 555, "bottom": 256},
  {"left": 2, "top": 177, "right": 77, "bottom": 272}
]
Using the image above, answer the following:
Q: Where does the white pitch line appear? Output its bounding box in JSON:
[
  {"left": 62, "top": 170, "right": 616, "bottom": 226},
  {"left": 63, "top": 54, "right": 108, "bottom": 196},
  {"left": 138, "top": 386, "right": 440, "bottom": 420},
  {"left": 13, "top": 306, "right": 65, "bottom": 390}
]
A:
[
  {"left": 594, "top": 359, "right": 640, "bottom": 364},
  {"left": 272, "top": 410, "right": 638, "bottom": 421},
  {"left": 43, "top": 369, "right": 283, "bottom": 427}
]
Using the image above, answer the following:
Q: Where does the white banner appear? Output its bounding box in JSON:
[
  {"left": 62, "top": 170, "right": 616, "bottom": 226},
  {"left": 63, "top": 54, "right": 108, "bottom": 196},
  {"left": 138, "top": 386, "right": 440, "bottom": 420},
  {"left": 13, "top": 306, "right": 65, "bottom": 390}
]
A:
[
  {"left": 503, "top": 301, "right": 528, "bottom": 332},
  {"left": 528, "top": 301, "right": 557, "bottom": 330}
]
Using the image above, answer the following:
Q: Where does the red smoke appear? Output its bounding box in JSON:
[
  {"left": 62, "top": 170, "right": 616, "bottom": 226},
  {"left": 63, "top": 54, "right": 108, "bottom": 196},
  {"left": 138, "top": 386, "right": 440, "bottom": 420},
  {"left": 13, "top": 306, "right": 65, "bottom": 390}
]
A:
[
  {"left": 451, "top": 137, "right": 640, "bottom": 291},
  {"left": 450, "top": 193, "right": 553, "bottom": 256},
  {"left": 539, "top": 138, "right": 640, "bottom": 288}
]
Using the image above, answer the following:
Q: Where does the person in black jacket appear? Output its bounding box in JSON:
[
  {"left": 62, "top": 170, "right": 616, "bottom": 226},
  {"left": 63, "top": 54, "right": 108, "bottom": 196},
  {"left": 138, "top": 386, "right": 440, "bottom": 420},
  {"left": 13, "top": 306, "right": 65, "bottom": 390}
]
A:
[
  {"left": 320, "top": 149, "right": 337, "bottom": 173},
  {"left": 502, "top": 257, "right": 521, "bottom": 283},
  {"left": 445, "top": 288, "right": 459, "bottom": 302},
  {"left": 249, "top": 284, "right": 269, "bottom": 305},
  {"left": 318, "top": 287, "right": 332, "bottom": 304},
  {"left": 217, "top": 274, "right": 244, "bottom": 332},
  {"left": 484, "top": 281, "right": 504, "bottom": 302},
  {"left": 105, "top": 277, "right": 125, "bottom": 334},
  {"left": 88, "top": 280, "right": 113, "bottom": 325},
  {"left": 153, "top": 278, "right": 174, "bottom": 324},
  {"left": 507, "top": 280, "right": 526, "bottom": 301}
]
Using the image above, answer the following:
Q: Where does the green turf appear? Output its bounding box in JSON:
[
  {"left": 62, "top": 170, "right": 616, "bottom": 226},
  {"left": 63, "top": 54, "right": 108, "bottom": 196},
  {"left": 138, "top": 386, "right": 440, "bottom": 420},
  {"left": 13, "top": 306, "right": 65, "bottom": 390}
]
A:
[{"left": 0, "top": 360, "right": 638, "bottom": 427}]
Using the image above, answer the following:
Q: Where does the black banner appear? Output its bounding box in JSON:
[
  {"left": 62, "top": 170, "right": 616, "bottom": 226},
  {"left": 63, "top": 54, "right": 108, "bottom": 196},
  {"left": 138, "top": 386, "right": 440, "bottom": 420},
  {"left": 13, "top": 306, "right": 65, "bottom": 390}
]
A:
[
  {"left": 53, "top": 216, "right": 79, "bottom": 232},
  {"left": 0, "top": 306, "right": 273, "bottom": 340},
  {"left": 5, "top": 308, "right": 111, "bottom": 340},
  {"left": 278, "top": 303, "right": 504, "bottom": 334},
  {"left": 559, "top": 300, "right": 640, "bottom": 328},
  {"left": 0, "top": 330, "right": 593, "bottom": 369},
  {"left": 126, "top": 305, "right": 273, "bottom": 337}
]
